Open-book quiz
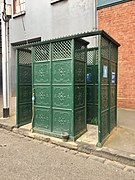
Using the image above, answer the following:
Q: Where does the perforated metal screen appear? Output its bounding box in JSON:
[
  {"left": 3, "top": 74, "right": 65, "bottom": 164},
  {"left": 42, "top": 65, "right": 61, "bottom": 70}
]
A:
[
  {"left": 98, "top": 36, "right": 118, "bottom": 144},
  {"left": 16, "top": 49, "right": 32, "bottom": 127}
]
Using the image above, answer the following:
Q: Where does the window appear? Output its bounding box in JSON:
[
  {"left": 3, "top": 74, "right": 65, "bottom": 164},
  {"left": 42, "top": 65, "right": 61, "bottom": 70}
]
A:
[{"left": 13, "top": 0, "right": 25, "bottom": 15}]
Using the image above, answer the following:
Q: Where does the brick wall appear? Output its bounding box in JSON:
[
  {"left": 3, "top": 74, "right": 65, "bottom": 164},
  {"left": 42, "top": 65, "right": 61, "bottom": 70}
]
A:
[{"left": 98, "top": 0, "right": 135, "bottom": 109}]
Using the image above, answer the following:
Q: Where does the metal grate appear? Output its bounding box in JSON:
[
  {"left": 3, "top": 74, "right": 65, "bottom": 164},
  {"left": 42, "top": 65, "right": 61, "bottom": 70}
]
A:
[
  {"left": 34, "top": 44, "right": 50, "bottom": 62},
  {"left": 101, "top": 86, "right": 108, "bottom": 111},
  {"left": 110, "top": 43, "right": 117, "bottom": 61},
  {"left": 101, "top": 37, "right": 109, "bottom": 60},
  {"left": 75, "top": 41, "right": 86, "bottom": 61},
  {"left": 52, "top": 40, "right": 72, "bottom": 60},
  {"left": 101, "top": 111, "right": 109, "bottom": 140},
  {"left": 110, "top": 108, "right": 116, "bottom": 131},
  {"left": 95, "top": 49, "right": 98, "bottom": 65},
  {"left": 19, "top": 50, "right": 31, "bottom": 65},
  {"left": 87, "top": 50, "right": 94, "bottom": 65}
]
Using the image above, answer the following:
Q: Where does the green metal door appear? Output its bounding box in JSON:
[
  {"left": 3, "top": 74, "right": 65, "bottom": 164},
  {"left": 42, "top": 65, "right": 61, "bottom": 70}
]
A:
[
  {"left": 32, "top": 44, "right": 51, "bottom": 132},
  {"left": 16, "top": 49, "right": 32, "bottom": 127}
]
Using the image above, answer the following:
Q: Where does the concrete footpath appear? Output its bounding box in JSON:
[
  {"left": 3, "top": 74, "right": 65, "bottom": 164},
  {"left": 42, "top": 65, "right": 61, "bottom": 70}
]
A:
[{"left": 0, "top": 96, "right": 135, "bottom": 168}]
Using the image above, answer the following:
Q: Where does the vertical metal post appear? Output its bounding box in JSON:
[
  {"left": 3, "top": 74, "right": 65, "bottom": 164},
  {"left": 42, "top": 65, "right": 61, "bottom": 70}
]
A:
[
  {"left": 97, "top": 35, "right": 102, "bottom": 147},
  {"left": 71, "top": 39, "right": 75, "bottom": 137},
  {"left": 108, "top": 42, "right": 111, "bottom": 133},
  {"left": 1, "top": 1, "right": 9, "bottom": 118}
]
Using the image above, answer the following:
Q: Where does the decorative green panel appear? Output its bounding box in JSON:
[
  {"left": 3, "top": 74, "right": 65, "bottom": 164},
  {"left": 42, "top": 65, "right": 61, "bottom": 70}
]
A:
[
  {"left": 34, "top": 86, "right": 51, "bottom": 107},
  {"left": 74, "top": 108, "right": 86, "bottom": 135},
  {"left": 34, "top": 108, "right": 51, "bottom": 131},
  {"left": 53, "top": 110, "right": 72, "bottom": 134},
  {"left": 18, "top": 104, "right": 32, "bottom": 126},
  {"left": 52, "top": 61, "right": 72, "bottom": 84},
  {"left": 75, "top": 61, "right": 85, "bottom": 83},
  {"left": 52, "top": 86, "right": 72, "bottom": 109},
  {"left": 19, "top": 85, "right": 32, "bottom": 103},
  {"left": 33, "top": 63, "right": 50, "bottom": 84},
  {"left": 75, "top": 86, "right": 85, "bottom": 108},
  {"left": 19, "top": 65, "right": 32, "bottom": 83}
]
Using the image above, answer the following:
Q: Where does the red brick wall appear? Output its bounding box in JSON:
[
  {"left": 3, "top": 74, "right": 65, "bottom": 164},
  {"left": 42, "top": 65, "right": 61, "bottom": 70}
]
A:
[{"left": 98, "top": 1, "right": 135, "bottom": 109}]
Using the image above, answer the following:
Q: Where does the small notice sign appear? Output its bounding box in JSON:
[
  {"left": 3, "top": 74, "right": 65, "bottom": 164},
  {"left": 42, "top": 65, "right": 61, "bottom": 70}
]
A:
[
  {"left": 103, "top": 65, "right": 108, "bottom": 78},
  {"left": 112, "top": 72, "right": 115, "bottom": 84}
]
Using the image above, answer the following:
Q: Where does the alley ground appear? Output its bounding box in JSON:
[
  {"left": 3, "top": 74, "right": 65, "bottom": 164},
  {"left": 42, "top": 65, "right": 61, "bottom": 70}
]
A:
[{"left": 0, "top": 128, "right": 135, "bottom": 180}]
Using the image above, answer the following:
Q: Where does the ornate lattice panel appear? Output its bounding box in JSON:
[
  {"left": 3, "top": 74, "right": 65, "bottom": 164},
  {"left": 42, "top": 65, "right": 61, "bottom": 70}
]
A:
[
  {"left": 52, "top": 86, "right": 72, "bottom": 109},
  {"left": 19, "top": 49, "right": 31, "bottom": 65},
  {"left": 52, "top": 61, "right": 71, "bottom": 84},
  {"left": 53, "top": 110, "right": 72, "bottom": 134},
  {"left": 34, "top": 63, "right": 50, "bottom": 84},
  {"left": 34, "top": 108, "right": 51, "bottom": 131},
  {"left": 52, "top": 40, "right": 72, "bottom": 60},
  {"left": 34, "top": 86, "right": 51, "bottom": 107},
  {"left": 34, "top": 44, "right": 50, "bottom": 62}
]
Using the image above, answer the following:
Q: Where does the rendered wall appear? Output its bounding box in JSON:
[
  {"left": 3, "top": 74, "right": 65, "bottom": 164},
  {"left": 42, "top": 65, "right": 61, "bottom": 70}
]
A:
[{"left": 9, "top": 0, "right": 97, "bottom": 95}]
